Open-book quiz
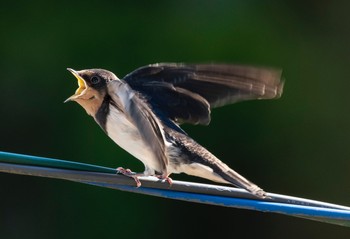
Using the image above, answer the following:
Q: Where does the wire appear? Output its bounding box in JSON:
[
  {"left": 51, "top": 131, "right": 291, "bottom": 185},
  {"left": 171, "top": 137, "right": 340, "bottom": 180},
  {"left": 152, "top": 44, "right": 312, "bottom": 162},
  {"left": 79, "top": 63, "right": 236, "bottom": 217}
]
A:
[{"left": 1, "top": 151, "right": 350, "bottom": 227}]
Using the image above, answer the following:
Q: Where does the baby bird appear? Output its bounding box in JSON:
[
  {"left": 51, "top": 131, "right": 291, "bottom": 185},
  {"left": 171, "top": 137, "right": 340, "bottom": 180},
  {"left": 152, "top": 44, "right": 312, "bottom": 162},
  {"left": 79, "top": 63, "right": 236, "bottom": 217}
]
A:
[{"left": 65, "top": 63, "right": 283, "bottom": 198}]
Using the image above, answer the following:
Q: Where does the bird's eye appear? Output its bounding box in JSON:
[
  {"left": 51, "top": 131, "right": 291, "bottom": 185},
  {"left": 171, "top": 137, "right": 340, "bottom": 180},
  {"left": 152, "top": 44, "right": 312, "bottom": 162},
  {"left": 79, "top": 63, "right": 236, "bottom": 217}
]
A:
[{"left": 91, "top": 76, "right": 101, "bottom": 84}]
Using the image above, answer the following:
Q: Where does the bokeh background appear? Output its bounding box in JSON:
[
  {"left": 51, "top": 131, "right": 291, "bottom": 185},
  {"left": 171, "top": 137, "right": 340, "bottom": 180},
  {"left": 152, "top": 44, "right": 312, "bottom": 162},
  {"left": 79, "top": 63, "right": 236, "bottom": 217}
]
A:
[{"left": 1, "top": 1, "right": 350, "bottom": 238}]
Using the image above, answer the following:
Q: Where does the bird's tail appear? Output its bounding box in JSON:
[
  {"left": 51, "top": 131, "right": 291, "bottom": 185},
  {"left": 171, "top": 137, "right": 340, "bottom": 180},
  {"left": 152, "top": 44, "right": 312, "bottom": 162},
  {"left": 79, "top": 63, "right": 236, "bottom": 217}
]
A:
[
  {"left": 220, "top": 167, "right": 266, "bottom": 198},
  {"left": 171, "top": 130, "right": 266, "bottom": 198}
]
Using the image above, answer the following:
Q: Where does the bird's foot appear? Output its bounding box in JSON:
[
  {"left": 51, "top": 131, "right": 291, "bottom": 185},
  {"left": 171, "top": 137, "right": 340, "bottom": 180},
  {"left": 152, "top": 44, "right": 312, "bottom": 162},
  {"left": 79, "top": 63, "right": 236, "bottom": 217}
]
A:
[
  {"left": 156, "top": 175, "right": 173, "bottom": 186},
  {"left": 116, "top": 167, "right": 141, "bottom": 187}
]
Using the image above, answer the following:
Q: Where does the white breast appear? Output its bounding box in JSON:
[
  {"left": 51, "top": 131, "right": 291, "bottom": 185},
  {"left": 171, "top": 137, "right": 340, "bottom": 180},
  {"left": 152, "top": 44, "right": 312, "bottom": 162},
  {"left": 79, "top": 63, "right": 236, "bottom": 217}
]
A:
[{"left": 104, "top": 106, "right": 159, "bottom": 173}]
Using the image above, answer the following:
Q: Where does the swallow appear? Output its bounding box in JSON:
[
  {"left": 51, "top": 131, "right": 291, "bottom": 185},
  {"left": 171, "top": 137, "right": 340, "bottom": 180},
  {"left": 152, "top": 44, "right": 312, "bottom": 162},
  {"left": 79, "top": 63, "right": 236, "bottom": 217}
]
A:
[{"left": 65, "top": 63, "right": 284, "bottom": 198}]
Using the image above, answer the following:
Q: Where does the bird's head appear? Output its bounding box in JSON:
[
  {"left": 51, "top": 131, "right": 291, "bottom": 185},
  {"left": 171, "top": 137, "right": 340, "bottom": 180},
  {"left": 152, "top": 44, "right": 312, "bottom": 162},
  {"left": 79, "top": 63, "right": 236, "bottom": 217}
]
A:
[{"left": 65, "top": 68, "right": 118, "bottom": 115}]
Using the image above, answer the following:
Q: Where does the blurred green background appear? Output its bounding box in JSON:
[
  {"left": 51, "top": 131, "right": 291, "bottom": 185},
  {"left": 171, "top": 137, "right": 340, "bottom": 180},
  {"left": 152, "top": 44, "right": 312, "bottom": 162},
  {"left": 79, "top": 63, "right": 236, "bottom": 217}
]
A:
[{"left": 1, "top": 1, "right": 350, "bottom": 238}]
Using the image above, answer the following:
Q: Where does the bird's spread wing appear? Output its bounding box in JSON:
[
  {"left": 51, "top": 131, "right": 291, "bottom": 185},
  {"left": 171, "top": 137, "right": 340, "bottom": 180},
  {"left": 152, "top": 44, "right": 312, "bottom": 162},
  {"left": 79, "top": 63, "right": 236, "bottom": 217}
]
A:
[
  {"left": 123, "top": 63, "right": 284, "bottom": 125},
  {"left": 108, "top": 81, "right": 168, "bottom": 174}
]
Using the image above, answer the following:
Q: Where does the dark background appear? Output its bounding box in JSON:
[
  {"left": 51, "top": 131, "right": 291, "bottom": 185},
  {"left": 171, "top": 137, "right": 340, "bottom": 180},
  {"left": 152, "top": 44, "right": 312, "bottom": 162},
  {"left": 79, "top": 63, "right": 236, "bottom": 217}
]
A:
[{"left": 1, "top": 1, "right": 350, "bottom": 238}]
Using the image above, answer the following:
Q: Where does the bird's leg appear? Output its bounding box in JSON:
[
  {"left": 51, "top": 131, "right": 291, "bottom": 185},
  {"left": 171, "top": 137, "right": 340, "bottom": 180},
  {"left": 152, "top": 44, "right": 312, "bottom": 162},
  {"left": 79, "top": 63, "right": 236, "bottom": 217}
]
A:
[
  {"left": 116, "top": 167, "right": 172, "bottom": 187},
  {"left": 155, "top": 173, "right": 173, "bottom": 186},
  {"left": 116, "top": 167, "right": 141, "bottom": 187}
]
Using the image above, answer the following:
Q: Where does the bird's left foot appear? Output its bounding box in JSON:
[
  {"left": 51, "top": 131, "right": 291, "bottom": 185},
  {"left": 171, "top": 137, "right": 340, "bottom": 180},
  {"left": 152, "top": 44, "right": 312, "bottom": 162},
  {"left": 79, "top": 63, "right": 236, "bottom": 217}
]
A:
[
  {"left": 116, "top": 167, "right": 141, "bottom": 187},
  {"left": 156, "top": 175, "right": 173, "bottom": 186}
]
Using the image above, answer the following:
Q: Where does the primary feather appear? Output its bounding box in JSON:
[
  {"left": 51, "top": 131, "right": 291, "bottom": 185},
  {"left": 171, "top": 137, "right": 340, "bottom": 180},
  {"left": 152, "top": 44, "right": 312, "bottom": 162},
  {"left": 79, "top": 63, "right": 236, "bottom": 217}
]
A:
[{"left": 123, "top": 63, "right": 283, "bottom": 125}]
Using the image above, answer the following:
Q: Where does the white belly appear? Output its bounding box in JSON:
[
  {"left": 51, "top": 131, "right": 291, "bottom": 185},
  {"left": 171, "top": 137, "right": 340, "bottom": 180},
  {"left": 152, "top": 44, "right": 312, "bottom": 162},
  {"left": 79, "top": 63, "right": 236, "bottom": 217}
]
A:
[
  {"left": 103, "top": 108, "right": 159, "bottom": 172},
  {"left": 102, "top": 106, "right": 227, "bottom": 183},
  {"left": 168, "top": 162, "right": 228, "bottom": 184}
]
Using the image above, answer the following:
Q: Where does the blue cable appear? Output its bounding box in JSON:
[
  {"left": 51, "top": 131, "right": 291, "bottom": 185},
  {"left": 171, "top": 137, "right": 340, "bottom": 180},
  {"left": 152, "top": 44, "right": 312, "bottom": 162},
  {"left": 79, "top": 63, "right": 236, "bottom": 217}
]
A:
[
  {"left": 87, "top": 183, "right": 350, "bottom": 227},
  {"left": 0, "top": 151, "right": 349, "bottom": 227}
]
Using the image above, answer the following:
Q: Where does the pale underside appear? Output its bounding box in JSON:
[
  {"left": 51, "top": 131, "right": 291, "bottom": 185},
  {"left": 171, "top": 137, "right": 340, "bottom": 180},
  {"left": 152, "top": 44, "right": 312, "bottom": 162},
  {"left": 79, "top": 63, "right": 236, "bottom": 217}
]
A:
[{"left": 104, "top": 104, "right": 229, "bottom": 184}]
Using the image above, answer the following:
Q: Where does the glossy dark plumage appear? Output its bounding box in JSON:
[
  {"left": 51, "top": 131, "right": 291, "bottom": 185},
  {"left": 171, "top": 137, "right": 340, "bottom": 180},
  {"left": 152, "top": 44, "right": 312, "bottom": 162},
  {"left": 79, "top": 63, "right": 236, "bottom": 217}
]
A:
[{"left": 124, "top": 63, "right": 283, "bottom": 125}]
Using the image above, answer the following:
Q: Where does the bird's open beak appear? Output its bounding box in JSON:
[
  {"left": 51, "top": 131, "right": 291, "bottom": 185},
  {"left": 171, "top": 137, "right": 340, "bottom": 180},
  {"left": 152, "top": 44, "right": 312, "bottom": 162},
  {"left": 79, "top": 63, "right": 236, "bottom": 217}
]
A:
[{"left": 64, "top": 68, "right": 88, "bottom": 103}]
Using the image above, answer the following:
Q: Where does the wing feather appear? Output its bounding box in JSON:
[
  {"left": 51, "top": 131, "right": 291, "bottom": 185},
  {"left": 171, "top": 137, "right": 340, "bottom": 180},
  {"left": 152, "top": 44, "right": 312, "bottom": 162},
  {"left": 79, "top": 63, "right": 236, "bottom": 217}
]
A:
[{"left": 123, "top": 63, "right": 284, "bottom": 125}]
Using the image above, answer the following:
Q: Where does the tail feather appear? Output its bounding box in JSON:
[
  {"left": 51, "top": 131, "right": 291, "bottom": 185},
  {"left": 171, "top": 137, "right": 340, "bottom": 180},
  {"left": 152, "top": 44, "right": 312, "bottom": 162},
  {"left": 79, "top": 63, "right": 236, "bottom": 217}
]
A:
[
  {"left": 222, "top": 168, "right": 266, "bottom": 198},
  {"left": 168, "top": 129, "right": 267, "bottom": 198}
]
